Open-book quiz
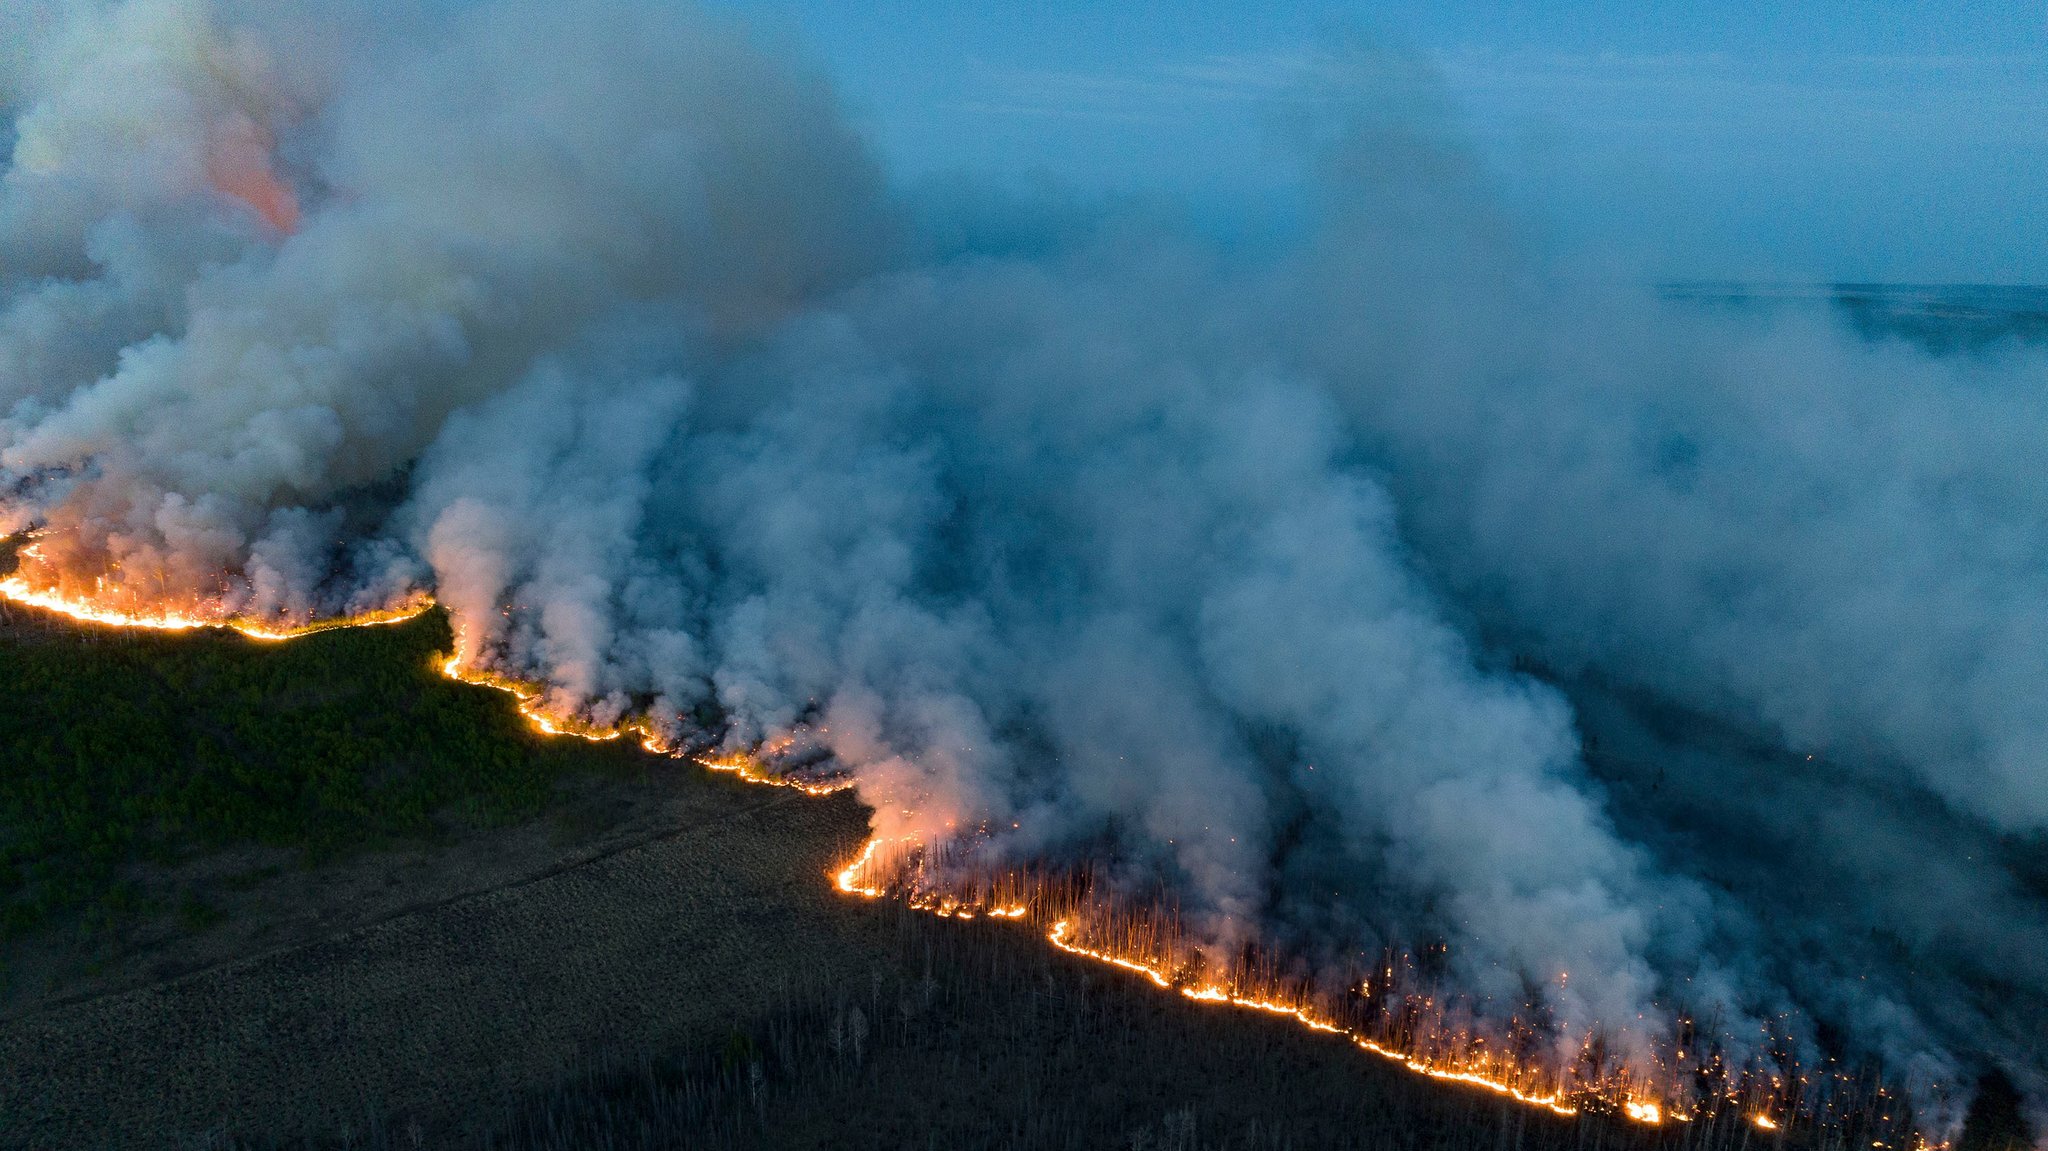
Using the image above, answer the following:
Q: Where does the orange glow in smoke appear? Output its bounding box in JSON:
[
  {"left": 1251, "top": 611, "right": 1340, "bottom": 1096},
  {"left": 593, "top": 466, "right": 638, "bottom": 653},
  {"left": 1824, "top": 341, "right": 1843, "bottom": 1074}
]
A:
[{"left": 207, "top": 115, "right": 300, "bottom": 234}]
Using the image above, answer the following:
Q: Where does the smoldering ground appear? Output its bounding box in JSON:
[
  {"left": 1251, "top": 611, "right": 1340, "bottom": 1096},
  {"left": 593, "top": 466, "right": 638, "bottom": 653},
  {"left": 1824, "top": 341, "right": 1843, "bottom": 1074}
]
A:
[{"left": 1, "top": 0, "right": 2043, "bottom": 1132}]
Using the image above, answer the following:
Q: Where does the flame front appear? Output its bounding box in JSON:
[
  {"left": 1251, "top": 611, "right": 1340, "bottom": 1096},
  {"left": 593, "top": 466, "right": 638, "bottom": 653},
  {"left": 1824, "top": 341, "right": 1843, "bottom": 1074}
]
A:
[
  {"left": 835, "top": 835, "right": 1594, "bottom": 1120},
  {"left": 0, "top": 575, "right": 430, "bottom": 640}
]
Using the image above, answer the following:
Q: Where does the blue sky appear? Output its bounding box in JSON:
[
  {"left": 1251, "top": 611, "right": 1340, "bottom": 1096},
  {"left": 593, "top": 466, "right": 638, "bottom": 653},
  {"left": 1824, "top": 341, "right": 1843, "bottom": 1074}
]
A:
[{"left": 710, "top": 2, "right": 2047, "bottom": 283}]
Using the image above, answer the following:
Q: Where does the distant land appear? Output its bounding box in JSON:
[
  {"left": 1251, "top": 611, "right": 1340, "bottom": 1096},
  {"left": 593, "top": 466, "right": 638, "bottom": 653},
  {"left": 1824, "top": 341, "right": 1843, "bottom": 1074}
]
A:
[{"left": 1661, "top": 283, "right": 2048, "bottom": 352}]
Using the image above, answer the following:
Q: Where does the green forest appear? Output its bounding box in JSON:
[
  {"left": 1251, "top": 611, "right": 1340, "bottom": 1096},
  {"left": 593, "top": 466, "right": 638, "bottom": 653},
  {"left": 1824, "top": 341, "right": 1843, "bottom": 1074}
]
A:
[{"left": 0, "top": 606, "right": 632, "bottom": 938}]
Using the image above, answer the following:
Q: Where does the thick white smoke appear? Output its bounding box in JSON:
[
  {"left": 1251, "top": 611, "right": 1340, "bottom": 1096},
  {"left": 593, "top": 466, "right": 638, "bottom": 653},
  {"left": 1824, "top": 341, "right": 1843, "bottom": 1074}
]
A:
[
  {"left": 0, "top": 0, "right": 887, "bottom": 614},
  {"left": 2, "top": 0, "right": 2042, "bottom": 1125}
]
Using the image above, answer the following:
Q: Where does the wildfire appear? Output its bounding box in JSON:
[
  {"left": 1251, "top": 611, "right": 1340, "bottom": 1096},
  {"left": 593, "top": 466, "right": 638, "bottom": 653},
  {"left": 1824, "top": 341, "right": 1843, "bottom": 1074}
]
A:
[
  {"left": 437, "top": 641, "right": 666, "bottom": 749},
  {"left": 0, "top": 576, "right": 430, "bottom": 640},
  {"left": 834, "top": 836, "right": 892, "bottom": 898},
  {"left": 700, "top": 753, "right": 856, "bottom": 798},
  {"left": 0, "top": 563, "right": 849, "bottom": 784},
  {"left": 831, "top": 831, "right": 1599, "bottom": 1121},
  {"left": 0, "top": 575, "right": 1939, "bottom": 1145},
  {"left": 1042, "top": 917, "right": 1583, "bottom": 1118},
  {"left": 436, "top": 634, "right": 856, "bottom": 793}
]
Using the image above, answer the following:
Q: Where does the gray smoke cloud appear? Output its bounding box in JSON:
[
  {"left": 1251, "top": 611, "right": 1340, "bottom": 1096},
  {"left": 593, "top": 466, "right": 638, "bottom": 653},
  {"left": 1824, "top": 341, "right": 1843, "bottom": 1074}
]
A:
[{"left": 2, "top": 0, "right": 2042, "bottom": 1129}]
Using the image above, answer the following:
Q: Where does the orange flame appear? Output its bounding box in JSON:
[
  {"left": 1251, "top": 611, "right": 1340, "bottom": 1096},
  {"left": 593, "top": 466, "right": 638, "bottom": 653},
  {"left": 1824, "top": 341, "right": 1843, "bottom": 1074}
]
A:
[
  {"left": 0, "top": 575, "right": 428, "bottom": 640},
  {"left": 833, "top": 835, "right": 1596, "bottom": 1120},
  {"left": 435, "top": 626, "right": 855, "bottom": 796}
]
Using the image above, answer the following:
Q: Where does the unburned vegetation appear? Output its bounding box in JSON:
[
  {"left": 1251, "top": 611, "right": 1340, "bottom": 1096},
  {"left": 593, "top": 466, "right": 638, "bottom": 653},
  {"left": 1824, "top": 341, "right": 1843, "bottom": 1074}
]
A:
[{"left": 0, "top": 605, "right": 627, "bottom": 940}]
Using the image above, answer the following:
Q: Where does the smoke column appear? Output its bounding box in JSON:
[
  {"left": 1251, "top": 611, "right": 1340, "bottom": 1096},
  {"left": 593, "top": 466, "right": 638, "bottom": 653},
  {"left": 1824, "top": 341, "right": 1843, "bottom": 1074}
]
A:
[{"left": 2, "top": 0, "right": 2042, "bottom": 1128}]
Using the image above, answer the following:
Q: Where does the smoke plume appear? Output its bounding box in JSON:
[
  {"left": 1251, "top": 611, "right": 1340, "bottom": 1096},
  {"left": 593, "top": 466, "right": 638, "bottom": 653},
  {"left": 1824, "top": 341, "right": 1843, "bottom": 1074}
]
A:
[{"left": 3, "top": 0, "right": 2042, "bottom": 1129}]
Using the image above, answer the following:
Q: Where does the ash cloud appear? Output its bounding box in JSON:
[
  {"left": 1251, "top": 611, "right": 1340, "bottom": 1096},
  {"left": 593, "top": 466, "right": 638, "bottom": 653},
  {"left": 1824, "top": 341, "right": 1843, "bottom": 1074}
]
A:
[{"left": 2, "top": 0, "right": 2043, "bottom": 1127}]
